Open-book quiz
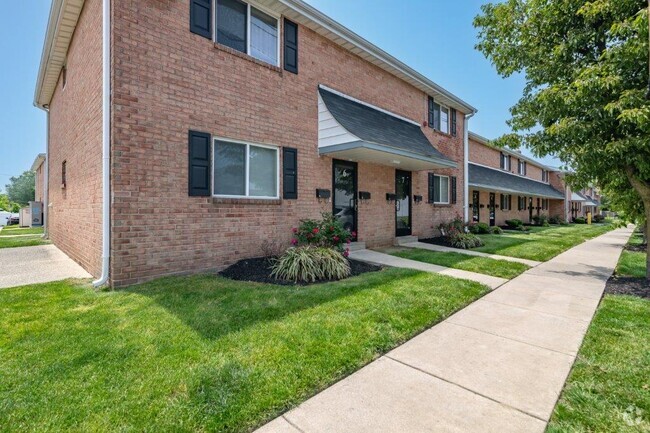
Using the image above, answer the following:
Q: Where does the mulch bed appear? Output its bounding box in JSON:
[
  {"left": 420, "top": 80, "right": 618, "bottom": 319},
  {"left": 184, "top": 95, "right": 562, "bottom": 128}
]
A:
[
  {"left": 219, "top": 257, "right": 382, "bottom": 286},
  {"left": 605, "top": 276, "right": 650, "bottom": 299},
  {"left": 419, "top": 237, "right": 454, "bottom": 248},
  {"left": 624, "top": 244, "right": 647, "bottom": 253}
]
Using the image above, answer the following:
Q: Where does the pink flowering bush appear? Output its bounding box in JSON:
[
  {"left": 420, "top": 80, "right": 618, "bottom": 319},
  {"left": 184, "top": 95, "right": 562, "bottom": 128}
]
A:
[{"left": 291, "top": 213, "right": 353, "bottom": 253}]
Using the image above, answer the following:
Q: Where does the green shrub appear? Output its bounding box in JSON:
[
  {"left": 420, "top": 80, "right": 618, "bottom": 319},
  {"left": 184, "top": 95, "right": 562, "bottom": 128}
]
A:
[
  {"left": 467, "top": 223, "right": 480, "bottom": 234},
  {"left": 548, "top": 215, "right": 562, "bottom": 224},
  {"left": 476, "top": 222, "right": 490, "bottom": 234},
  {"left": 271, "top": 246, "right": 351, "bottom": 283},
  {"left": 532, "top": 214, "right": 550, "bottom": 227},
  {"left": 293, "top": 213, "right": 353, "bottom": 252},
  {"left": 490, "top": 226, "right": 504, "bottom": 234},
  {"left": 448, "top": 232, "right": 484, "bottom": 249},
  {"left": 592, "top": 214, "right": 605, "bottom": 223},
  {"left": 505, "top": 219, "right": 523, "bottom": 228},
  {"left": 573, "top": 217, "right": 586, "bottom": 224}
]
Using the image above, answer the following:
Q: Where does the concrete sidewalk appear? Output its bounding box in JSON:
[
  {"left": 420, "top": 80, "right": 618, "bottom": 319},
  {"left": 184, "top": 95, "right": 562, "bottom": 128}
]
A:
[
  {"left": 256, "top": 227, "right": 633, "bottom": 433},
  {"left": 0, "top": 245, "right": 92, "bottom": 288},
  {"left": 401, "top": 241, "right": 542, "bottom": 267},
  {"left": 350, "top": 249, "right": 508, "bottom": 289}
]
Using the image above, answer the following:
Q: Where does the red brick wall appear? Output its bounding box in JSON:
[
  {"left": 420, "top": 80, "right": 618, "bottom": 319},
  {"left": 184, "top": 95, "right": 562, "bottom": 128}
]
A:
[
  {"left": 549, "top": 172, "right": 569, "bottom": 220},
  {"left": 469, "top": 138, "right": 546, "bottom": 182},
  {"left": 109, "top": 0, "right": 466, "bottom": 286},
  {"left": 47, "top": 0, "right": 103, "bottom": 277}
]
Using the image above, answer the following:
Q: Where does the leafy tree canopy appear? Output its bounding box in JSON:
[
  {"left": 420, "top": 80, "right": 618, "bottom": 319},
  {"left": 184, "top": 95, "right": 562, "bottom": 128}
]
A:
[
  {"left": 475, "top": 0, "right": 650, "bottom": 278},
  {"left": 5, "top": 171, "right": 35, "bottom": 206}
]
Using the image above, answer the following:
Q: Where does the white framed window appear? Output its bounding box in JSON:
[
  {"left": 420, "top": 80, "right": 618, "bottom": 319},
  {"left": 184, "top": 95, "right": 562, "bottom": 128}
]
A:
[
  {"left": 518, "top": 159, "right": 526, "bottom": 175},
  {"left": 500, "top": 153, "right": 511, "bottom": 171},
  {"left": 433, "top": 175, "right": 449, "bottom": 204},
  {"left": 216, "top": 0, "right": 280, "bottom": 66},
  {"left": 440, "top": 105, "right": 449, "bottom": 134},
  {"left": 213, "top": 138, "right": 279, "bottom": 199},
  {"left": 542, "top": 169, "right": 549, "bottom": 182}
]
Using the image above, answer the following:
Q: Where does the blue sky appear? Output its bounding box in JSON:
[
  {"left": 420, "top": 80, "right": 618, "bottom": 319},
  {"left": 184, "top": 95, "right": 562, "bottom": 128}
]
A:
[{"left": 0, "top": 0, "right": 559, "bottom": 192}]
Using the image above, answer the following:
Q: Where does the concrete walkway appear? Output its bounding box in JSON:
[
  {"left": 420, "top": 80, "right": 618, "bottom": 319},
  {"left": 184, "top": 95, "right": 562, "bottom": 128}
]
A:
[
  {"left": 350, "top": 249, "right": 507, "bottom": 289},
  {"left": 256, "top": 227, "right": 633, "bottom": 433},
  {"left": 401, "top": 241, "right": 542, "bottom": 267},
  {"left": 0, "top": 245, "right": 92, "bottom": 288}
]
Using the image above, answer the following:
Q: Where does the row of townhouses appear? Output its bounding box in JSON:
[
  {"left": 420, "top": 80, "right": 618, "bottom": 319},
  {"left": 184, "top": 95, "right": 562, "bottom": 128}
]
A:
[{"left": 32, "top": 0, "right": 601, "bottom": 287}]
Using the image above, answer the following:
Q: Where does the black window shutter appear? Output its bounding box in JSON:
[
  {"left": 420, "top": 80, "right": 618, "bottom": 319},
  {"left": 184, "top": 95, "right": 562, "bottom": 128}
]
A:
[
  {"left": 427, "top": 96, "right": 435, "bottom": 128},
  {"left": 284, "top": 19, "right": 299, "bottom": 74},
  {"left": 188, "top": 130, "right": 211, "bottom": 196},
  {"left": 451, "top": 108, "right": 457, "bottom": 137},
  {"left": 509, "top": 195, "right": 512, "bottom": 210},
  {"left": 283, "top": 147, "right": 298, "bottom": 199},
  {"left": 433, "top": 101, "right": 441, "bottom": 130},
  {"left": 451, "top": 176, "right": 457, "bottom": 204},
  {"left": 500, "top": 153, "right": 504, "bottom": 170},
  {"left": 433, "top": 175, "right": 441, "bottom": 203},
  {"left": 428, "top": 173, "right": 434, "bottom": 203},
  {"left": 190, "top": 0, "right": 212, "bottom": 39}
]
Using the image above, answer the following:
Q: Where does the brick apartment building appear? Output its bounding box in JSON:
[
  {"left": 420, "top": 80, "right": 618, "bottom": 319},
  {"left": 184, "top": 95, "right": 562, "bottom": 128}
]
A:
[
  {"left": 34, "top": 0, "right": 481, "bottom": 287},
  {"left": 467, "top": 133, "right": 566, "bottom": 227}
]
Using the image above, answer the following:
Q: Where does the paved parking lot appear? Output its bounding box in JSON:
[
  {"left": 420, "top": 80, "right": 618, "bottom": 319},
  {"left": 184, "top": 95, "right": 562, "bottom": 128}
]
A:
[{"left": 0, "top": 245, "right": 91, "bottom": 289}]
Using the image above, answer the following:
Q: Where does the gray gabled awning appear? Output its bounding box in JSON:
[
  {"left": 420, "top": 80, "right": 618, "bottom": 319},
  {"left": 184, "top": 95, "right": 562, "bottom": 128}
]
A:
[
  {"left": 469, "top": 163, "right": 564, "bottom": 199},
  {"left": 318, "top": 87, "right": 456, "bottom": 171},
  {"left": 571, "top": 192, "right": 586, "bottom": 201}
]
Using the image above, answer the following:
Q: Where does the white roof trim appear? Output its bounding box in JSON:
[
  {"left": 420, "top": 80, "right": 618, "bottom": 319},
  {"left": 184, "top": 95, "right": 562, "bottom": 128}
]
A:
[
  {"left": 34, "top": 0, "right": 85, "bottom": 109},
  {"left": 31, "top": 154, "right": 46, "bottom": 171},
  {"left": 318, "top": 85, "right": 420, "bottom": 126}
]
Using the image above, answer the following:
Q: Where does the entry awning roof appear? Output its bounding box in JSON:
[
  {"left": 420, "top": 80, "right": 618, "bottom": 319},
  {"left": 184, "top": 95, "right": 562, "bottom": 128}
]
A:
[
  {"left": 318, "top": 87, "right": 457, "bottom": 171},
  {"left": 469, "top": 163, "right": 565, "bottom": 199},
  {"left": 571, "top": 192, "right": 586, "bottom": 201}
]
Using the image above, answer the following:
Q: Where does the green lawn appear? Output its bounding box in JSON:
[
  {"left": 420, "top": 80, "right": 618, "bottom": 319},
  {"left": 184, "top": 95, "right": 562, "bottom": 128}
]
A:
[
  {"left": 473, "top": 223, "right": 614, "bottom": 261},
  {"left": 0, "top": 269, "right": 489, "bottom": 432},
  {"left": 0, "top": 235, "right": 49, "bottom": 249},
  {"left": 547, "top": 295, "right": 650, "bottom": 432},
  {"left": 390, "top": 248, "right": 529, "bottom": 279},
  {"left": 616, "top": 231, "right": 647, "bottom": 278},
  {"left": 0, "top": 226, "right": 44, "bottom": 236}
]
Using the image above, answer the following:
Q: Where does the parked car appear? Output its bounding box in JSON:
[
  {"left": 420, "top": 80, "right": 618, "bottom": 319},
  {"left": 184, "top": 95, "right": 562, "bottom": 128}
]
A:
[{"left": 7, "top": 214, "right": 19, "bottom": 225}]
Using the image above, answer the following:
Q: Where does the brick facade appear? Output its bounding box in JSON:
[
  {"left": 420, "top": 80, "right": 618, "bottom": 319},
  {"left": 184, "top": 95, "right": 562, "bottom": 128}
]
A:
[
  {"left": 47, "top": 0, "right": 103, "bottom": 277},
  {"left": 34, "top": 163, "right": 44, "bottom": 203},
  {"left": 100, "top": 0, "right": 466, "bottom": 286}
]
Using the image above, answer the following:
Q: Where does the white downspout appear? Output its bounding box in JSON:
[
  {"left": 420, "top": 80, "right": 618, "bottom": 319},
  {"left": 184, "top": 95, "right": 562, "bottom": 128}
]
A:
[
  {"left": 93, "top": 0, "right": 110, "bottom": 287},
  {"left": 43, "top": 109, "right": 49, "bottom": 238},
  {"left": 463, "top": 112, "right": 475, "bottom": 223}
]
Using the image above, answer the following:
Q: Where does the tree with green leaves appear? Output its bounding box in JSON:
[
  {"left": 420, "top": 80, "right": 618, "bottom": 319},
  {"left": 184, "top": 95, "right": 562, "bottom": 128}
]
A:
[
  {"left": 475, "top": 0, "right": 650, "bottom": 279},
  {"left": 5, "top": 171, "right": 35, "bottom": 206},
  {"left": 0, "top": 194, "right": 10, "bottom": 212}
]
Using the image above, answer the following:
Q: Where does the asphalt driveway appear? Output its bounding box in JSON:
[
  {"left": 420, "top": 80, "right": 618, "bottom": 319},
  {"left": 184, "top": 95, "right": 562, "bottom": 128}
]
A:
[{"left": 0, "top": 245, "right": 92, "bottom": 289}]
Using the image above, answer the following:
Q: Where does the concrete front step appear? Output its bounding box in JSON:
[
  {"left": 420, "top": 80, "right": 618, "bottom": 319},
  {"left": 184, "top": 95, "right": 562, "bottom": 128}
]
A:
[
  {"left": 395, "top": 235, "right": 418, "bottom": 246},
  {"left": 348, "top": 241, "right": 366, "bottom": 252}
]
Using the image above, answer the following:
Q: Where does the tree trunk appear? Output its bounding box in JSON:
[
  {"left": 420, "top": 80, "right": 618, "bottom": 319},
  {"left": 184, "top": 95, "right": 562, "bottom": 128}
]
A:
[{"left": 626, "top": 166, "right": 650, "bottom": 280}]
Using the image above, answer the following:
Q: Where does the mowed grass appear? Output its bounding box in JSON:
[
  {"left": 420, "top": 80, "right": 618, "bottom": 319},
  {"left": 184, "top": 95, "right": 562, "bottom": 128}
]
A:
[
  {"left": 0, "top": 236, "right": 49, "bottom": 249},
  {"left": 547, "top": 295, "right": 650, "bottom": 432},
  {"left": 617, "top": 231, "right": 647, "bottom": 278},
  {"left": 0, "top": 269, "right": 489, "bottom": 432},
  {"left": 0, "top": 226, "right": 44, "bottom": 236},
  {"left": 473, "top": 223, "right": 614, "bottom": 261},
  {"left": 390, "top": 248, "right": 528, "bottom": 279}
]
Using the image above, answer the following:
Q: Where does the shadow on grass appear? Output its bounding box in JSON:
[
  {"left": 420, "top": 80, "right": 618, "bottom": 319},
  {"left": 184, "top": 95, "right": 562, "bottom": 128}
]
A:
[{"left": 122, "top": 269, "right": 396, "bottom": 341}]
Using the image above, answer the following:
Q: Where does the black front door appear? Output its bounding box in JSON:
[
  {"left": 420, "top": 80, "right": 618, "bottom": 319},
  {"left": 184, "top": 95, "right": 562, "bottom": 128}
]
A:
[
  {"left": 395, "top": 170, "right": 412, "bottom": 236},
  {"left": 489, "top": 193, "right": 496, "bottom": 226},
  {"left": 528, "top": 197, "right": 534, "bottom": 222},
  {"left": 333, "top": 160, "right": 358, "bottom": 239},
  {"left": 472, "top": 191, "right": 480, "bottom": 222}
]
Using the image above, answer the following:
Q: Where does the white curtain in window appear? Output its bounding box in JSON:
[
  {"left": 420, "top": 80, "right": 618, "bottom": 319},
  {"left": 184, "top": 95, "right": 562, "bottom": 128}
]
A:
[
  {"left": 250, "top": 7, "right": 278, "bottom": 65},
  {"left": 249, "top": 145, "right": 277, "bottom": 197}
]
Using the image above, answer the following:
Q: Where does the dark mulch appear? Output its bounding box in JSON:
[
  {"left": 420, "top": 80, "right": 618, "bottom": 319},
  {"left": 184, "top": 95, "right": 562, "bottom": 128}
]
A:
[
  {"left": 605, "top": 276, "right": 650, "bottom": 299},
  {"left": 624, "top": 244, "right": 647, "bottom": 253},
  {"left": 419, "top": 237, "right": 454, "bottom": 248},
  {"left": 219, "top": 257, "right": 382, "bottom": 286}
]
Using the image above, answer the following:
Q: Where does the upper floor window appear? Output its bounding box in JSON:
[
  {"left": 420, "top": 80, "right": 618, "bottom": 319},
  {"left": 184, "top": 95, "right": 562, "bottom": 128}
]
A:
[
  {"left": 542, "top": 170, "right": 549, "bottom": 182},
  {"left": 216, "top": 0, "right": 279, "bottom": 66},
  {"left": 427, "top": 97, "right": 450, "bottom": 134},
  {"left": 518, "top": 159, "right": 526, "bottom": 175},
  {"left": 500, "top": 153, "right": 511, "bottom": 171},
  {"left": 439, "top": 106, "right": 449, "bottom": 134}
]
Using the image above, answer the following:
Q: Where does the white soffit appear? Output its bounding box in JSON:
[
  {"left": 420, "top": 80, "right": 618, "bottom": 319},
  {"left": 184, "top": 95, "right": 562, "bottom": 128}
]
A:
[{"left": 34, "top": 0, "right": 85, "bottom": 108}]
